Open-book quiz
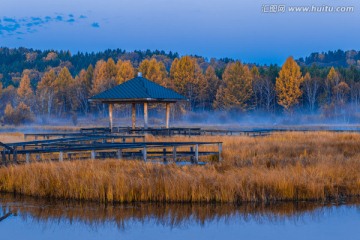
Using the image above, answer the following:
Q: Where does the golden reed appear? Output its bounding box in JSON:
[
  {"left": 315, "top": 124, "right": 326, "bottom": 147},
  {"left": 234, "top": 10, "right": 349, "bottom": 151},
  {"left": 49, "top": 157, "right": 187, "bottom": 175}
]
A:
[{"left": 1, "top": 132, "right": 360, "bottom": 203}]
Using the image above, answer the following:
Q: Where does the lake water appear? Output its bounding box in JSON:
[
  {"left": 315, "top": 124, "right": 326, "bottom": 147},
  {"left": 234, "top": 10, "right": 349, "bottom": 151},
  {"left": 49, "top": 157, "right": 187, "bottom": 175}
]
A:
[{"left": 0, "top": 194, "right": 359, "bottom": 240}]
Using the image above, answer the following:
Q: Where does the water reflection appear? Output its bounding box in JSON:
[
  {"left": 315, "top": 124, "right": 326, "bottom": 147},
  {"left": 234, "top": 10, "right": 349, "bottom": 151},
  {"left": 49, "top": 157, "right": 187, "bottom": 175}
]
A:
[{"left": 1, "top": 194, "right": 359, "bottom": 230}]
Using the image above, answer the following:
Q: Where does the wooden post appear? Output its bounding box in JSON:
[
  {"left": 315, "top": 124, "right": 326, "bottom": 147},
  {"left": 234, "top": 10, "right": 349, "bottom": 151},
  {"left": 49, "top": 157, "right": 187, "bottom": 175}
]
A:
[
  {"left": 218, "top": 143, "right": 222, "bottom": 162},
  {"left": 109, "top": 103, "right": 114, "bottom": 132},
  {"left": 194, "top": 144, "right": 199, "bottom": 164},
  {"left": 132, "top": 103, "right": 136, "bottom": 130},
  {"left": 26, "top": 153, "right": 30, "bottom": 163},
  {"left": 165, "top": 103, "right": 170, "bottom": 129},
  {"left": 173, "top": 146, "right": 177, "bottom": 162},
  {"left": 163, "top": 148, "right": 167, "bottom": 163},
  {"left": 59, "top": 151, "right": 64, "bottom": 162},
  {"left": 2, "top": 150, "right": 6, "bottom": 165},
  {"left": 190, "top": 147, "right": 194, "bottom": 163},
  {"left": 91, "top": 150, "right": 96, "bottom": 160},
  {"left": 117, "top": 149, "right": 123, "bottom": 159},
  {"left": 143, "top": 146, "right": 147, "bottom": 162},
  {"left": 144, "top": 102, "right": 148, "bottom": 129},
  {"left": 13, "top": 147, "right": 17, "bottom": 164}
]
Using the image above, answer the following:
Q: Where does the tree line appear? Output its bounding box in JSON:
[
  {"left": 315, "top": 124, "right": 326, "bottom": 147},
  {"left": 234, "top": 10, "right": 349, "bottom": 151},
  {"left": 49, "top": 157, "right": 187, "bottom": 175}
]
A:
[{"left": 1, "top": 48, "right": 360, "bottom": 125}]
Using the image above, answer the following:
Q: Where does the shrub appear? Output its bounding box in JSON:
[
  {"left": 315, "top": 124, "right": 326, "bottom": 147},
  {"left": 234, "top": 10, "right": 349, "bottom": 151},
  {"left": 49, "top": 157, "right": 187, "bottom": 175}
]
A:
[{"left": 3, "top": 102, "right": 34, "bottom": 125}]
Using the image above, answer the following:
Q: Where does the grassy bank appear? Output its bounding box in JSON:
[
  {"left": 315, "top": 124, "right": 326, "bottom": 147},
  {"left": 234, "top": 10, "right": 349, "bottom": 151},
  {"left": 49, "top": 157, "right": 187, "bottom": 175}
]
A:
[{"left": 1, "top": 132, "right": 360, "bottom": 203}]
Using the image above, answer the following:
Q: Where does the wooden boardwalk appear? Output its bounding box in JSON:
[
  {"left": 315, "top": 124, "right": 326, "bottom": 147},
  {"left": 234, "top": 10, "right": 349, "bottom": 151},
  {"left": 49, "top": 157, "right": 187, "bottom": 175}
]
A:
[{"left": 1, "top": 133, "right": 222, "bottom": 166}]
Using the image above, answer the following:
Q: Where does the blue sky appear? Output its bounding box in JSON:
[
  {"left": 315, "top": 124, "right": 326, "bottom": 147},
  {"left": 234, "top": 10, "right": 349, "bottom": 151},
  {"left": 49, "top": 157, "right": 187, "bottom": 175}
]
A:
[{"left": 0, "top": 0, "right": 359, "bottom": 64}]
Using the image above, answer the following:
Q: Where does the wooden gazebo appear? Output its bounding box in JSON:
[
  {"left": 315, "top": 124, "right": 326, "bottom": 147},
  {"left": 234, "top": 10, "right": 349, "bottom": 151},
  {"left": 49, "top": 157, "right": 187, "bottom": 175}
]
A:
[{"left": 89, "top": 73, "right": 187, "bottom": 131}]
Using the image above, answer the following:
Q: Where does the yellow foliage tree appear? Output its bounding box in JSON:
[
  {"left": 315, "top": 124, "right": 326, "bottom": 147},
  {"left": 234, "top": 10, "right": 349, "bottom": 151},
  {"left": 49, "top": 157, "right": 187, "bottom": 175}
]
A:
[
  {"left": 17, "top": 74, "right": 35, "bottom": 109},
  {"left": 139, "top": 58, "right": 167, "bottom": 86},
  {"left": 214, "top": 61, "right": 253, "bottom": 111},
  {"left": 116, "top": 60, "right": 135, "bottom": 84},
  {"left": 325, "top": 67, "right": 341, "bottom": 104},
  {"left": 275, "top": 57, "right": 303, "bottom": 111},
  {"left": 170, "top": 56, "right": 205, "bottom": 110},
  {"left": 54, "top": 67, "right": 77, "bottom": 115},
  {"left": 37, "top": 69, "right": 56, "bottom": 116},
  {"left": 203, "top": 66, "right": 220, "bottom": 110}
]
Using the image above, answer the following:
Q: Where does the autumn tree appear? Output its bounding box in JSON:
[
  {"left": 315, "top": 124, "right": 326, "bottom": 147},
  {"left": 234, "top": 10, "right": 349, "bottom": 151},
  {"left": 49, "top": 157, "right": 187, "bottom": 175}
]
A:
[
  {"left": 138, "top": 58, "right": 167, "bottom": 86},
  {"left": 116, "top": 60, "right": 135, "bottom": 84},
  {"left": 17, "top": 74, "right": 35, "bottom": 110},
  {"left": 325, "top": 67, "right": 341, "bottom": 104},
  {"left": 214, "top": 61, "right": 253, "bottom": 111},
  {"left": 302, "top": 72, "right": 320, "bottom": 113},
  {"left": 74, "top": 65, "right": 93, "bottom": 114},
  {"left": 275, "top": 57, "right": 303, "bottom": 111},
  {"left": 170, "top": 56, "right": 206, "bottom": 110},
  {"left": 203, "top": 66, "right": 220, "bottom": 110},
  {"left": 333, "top": 81, "right": 350, "bottom": 106},
  {"left": 53, "top": 67, "right": 77, "bottom": 116},
  {"left": 91, "top": 59, "right": 118, "bottom": 95},
  {"left": 253, "top": 75, "right": 276, "bottom": 112},
  {"left": 37, "top": 70, "right": 56, "bottom": 116}
]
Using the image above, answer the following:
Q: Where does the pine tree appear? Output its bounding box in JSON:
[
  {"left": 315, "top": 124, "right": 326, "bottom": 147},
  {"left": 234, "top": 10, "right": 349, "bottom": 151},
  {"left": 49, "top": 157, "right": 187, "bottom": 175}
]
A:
[{"left": 275, "top": 57, "right": 303, "bottom": 111}]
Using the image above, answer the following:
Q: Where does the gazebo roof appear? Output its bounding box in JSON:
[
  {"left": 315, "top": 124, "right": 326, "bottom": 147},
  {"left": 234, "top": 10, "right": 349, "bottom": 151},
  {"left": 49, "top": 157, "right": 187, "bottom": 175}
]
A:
[{"left": 89, "top": 76, "right": 187, "bottom": 103}]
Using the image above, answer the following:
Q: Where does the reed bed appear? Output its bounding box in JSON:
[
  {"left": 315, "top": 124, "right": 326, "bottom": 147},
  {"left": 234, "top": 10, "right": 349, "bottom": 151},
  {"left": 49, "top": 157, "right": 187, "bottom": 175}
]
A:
[{"left": 1, "top": 132, "right": 360, "bottom": 203}]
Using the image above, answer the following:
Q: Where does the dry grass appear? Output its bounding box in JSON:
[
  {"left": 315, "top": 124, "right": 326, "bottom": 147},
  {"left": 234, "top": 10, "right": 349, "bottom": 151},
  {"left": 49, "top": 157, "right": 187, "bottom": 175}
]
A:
[
  {"left": 0, "top": 132, "right": 24, "bottom": 143},
  {"left": 1, "top": 132, "right": 360, "bottom": 203}
]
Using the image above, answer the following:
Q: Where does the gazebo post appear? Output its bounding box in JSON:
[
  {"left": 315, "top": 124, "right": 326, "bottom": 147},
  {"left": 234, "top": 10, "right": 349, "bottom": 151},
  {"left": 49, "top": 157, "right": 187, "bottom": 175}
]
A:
[
  {"left": 109, "top": 103, "right": 114, "bottom": 132},
  {"left": 144, "top": 102, "right": 148, "bottom": 129},
  {"left": 166, "top": 103, "right": 170, "bottom": 129},
  {"left": 132, "top": 103, "right": 136, "bottom": 130}
]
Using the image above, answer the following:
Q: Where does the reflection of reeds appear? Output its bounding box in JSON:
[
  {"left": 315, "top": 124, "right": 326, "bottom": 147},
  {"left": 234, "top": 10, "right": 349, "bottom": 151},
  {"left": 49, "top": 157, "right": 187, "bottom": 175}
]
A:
[
  {"left": 1, "top": 132, "right": 360, "bottom": 203},
  {"left": 2, "top": 193, "right": 356, "bottom": 229}
]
